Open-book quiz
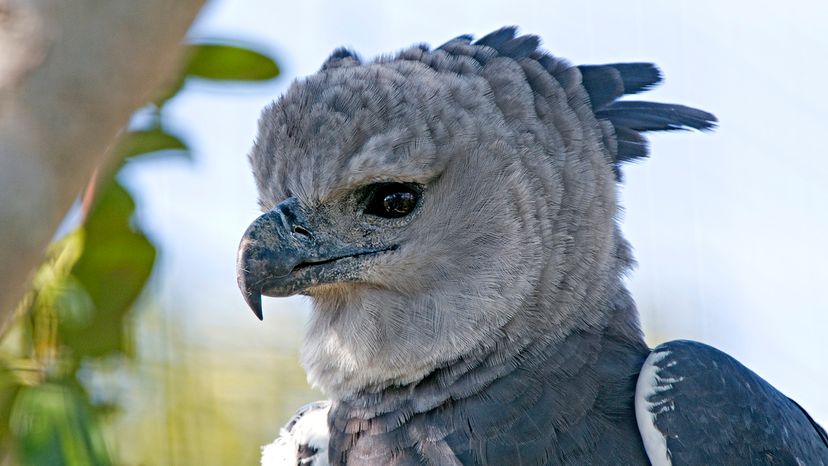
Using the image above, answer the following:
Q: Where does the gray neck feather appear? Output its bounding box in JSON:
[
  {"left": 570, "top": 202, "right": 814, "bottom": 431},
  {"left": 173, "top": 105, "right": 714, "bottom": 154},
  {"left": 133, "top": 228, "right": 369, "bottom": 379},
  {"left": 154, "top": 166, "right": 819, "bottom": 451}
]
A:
[{"left": 327, "top": 276, "right": 649, "bottom": 464}]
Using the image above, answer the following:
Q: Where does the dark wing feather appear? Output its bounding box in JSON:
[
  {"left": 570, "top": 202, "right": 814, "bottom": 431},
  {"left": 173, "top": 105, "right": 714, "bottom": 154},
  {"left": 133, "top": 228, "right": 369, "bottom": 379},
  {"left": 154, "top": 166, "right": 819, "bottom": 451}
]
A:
[
  {"left": 637, "top": 340, "right": 828, "bottom": 465},
  {"left": 791, "top": 398, "right": 828, "bottom": 447}
]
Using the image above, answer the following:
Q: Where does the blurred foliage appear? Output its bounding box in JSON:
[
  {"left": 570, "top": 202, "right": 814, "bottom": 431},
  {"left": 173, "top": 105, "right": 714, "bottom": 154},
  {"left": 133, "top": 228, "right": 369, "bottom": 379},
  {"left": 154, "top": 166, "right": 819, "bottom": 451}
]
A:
[
  {"left": 10, "top": 383, "right": 111, "bottom": 466},
  {"left": 154, "top": 41, "right": 280, "bottom": 107},
  {"left": 185, "top": 43, "right": 281, "bottom": 82},
  {"left": 0, "top": 39, "right": 281, "bottom": 465},
  {"left": 66, "top": 182, "right": 155, "bottom": 359},
  {"left": 117, "top": 129, "right": 190, "bottom": 161}
]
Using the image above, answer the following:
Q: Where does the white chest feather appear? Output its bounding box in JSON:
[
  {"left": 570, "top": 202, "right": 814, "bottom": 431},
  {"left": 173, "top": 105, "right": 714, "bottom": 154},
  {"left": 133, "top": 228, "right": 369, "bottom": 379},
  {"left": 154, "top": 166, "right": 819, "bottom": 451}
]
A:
[{"left": 261, "top": 401, "right": 331, "bottom": 466}]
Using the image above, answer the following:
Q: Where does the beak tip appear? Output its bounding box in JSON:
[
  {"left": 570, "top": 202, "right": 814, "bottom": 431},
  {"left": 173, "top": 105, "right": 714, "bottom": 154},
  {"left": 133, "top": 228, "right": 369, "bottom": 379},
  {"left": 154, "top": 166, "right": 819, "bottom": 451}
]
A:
[{"left": 244, "top": 290, "right": 264, "bottom": 321}]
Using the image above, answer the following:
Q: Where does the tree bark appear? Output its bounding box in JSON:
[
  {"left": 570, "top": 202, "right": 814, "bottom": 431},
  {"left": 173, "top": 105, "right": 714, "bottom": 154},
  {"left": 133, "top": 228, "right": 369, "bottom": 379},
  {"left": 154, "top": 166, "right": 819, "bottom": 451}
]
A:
[{"left": 0, "top": 0, "right": 205, "bottom": 331}]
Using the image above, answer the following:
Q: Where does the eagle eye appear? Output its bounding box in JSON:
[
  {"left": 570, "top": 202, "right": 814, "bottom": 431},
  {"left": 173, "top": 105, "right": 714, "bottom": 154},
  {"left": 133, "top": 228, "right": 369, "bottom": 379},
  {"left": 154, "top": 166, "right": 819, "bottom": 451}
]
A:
[{"left": 364, "top": 183, "right": 419, "bottom": 219}]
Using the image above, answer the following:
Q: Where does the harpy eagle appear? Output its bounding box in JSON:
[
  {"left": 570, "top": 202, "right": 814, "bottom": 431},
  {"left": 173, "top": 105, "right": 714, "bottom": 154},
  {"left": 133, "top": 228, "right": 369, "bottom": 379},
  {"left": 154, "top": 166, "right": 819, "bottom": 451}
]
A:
[{"left": 236, "top": 27, "right": 828, "bottom": 465}]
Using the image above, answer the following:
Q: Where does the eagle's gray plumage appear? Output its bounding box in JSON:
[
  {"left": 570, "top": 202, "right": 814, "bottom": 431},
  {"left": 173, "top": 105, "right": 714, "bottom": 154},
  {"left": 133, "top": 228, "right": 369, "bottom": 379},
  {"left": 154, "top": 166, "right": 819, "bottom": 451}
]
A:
[{"left": 237, "top": 27, "right": 828, "bottom": 465}]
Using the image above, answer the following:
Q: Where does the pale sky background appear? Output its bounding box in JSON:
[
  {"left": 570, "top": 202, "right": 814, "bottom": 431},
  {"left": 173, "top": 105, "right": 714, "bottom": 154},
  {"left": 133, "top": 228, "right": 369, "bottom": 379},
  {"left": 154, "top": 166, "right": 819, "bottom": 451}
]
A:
[{"left": 122, "top": 0, "right": 828, "bottom": 425}]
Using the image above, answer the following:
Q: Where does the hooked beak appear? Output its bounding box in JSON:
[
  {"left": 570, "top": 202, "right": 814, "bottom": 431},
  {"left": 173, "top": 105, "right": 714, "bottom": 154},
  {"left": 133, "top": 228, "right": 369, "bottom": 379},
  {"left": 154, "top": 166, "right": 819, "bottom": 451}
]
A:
[{"left": 236, "top": 198, "right": 393, "bottom": 320}]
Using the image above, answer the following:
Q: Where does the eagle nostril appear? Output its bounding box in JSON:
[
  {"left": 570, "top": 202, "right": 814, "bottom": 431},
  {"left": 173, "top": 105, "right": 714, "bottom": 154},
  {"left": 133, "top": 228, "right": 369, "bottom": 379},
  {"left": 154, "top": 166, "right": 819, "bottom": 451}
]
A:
[{"left": 292, "top": 225, "right": 312, "bottom": 239}]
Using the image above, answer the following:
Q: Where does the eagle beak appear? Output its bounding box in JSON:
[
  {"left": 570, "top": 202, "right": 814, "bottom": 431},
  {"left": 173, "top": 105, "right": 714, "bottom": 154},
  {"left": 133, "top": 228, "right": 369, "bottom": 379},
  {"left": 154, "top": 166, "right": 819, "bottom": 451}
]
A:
[
  {"left": 236, "top": 197, "right": 394, "bottom": 320},
  {"left": 236, "top": 198, "right": 309, "bottom": 320}
]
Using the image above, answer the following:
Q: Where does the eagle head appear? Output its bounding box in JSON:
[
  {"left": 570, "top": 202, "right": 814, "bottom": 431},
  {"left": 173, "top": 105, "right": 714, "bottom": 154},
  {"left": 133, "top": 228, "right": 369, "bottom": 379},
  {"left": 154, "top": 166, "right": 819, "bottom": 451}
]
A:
[{"left": 236, "top": 27, "right": 715, "bottom": 396}]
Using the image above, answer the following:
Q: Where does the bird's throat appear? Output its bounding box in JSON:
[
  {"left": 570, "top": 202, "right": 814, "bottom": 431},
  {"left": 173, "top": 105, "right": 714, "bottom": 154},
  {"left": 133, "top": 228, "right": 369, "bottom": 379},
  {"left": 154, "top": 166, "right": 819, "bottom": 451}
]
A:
[{"left": 325, "top": 288, "right": 649, "bottom": 464}]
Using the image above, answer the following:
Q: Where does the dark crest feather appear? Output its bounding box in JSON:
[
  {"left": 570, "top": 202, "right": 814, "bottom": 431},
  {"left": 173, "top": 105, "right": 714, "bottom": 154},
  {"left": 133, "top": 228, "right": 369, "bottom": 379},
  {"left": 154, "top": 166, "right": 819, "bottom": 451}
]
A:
[
  {"left": 596, "top": 101, "right": 717, "bottom": 132},
  {"left": 327, "top": 26, "right": 717, "bottom": 181},
  {"left": 474, "top": 26, "right": 519, "bottom": 49},
  {"left": 321, "top": 47, "right": 362, "bottom": 70}
]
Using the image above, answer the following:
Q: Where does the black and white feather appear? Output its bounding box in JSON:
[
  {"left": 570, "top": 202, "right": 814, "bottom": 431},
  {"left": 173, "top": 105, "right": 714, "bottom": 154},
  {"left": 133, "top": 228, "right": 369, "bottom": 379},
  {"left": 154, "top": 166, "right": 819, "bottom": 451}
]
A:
[
  {"left": 261, "top": 401, "right": 330, "bottom": 466},
  {"left": 636, "top": 341, "right": 828, "bottom": 465}
]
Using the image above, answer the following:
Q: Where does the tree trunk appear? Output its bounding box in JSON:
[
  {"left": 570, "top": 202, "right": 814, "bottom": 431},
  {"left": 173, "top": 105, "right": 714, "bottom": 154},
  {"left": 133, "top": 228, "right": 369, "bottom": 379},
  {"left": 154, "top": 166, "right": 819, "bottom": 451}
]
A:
[{"left": 0, "top": 0, "right": 205, "bottom": 331}]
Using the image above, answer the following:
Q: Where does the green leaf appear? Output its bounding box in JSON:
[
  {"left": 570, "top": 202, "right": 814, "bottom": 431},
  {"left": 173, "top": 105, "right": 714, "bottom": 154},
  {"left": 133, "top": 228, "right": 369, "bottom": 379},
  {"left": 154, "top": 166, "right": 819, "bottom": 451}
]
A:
[
  {"left": 9, "top": 383, "right": 112, "bottom": 466},
  {"left": 153, "top": 41, "right": 280, "bottom": 106},
  {"left": 184, "top": 43, "right": 280, "bottom": 82},
  {"left": 118, "top": 128, "right": 190, "bottom": 161},
  {"left": 53, "top": 275, "right": 95, "bottom": 333},
  {"left": 64, "top": 181, "right": 156, "bottom": 358},
  {"left": 0, "top": 364, "right": 22, "bottom": 454}
]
